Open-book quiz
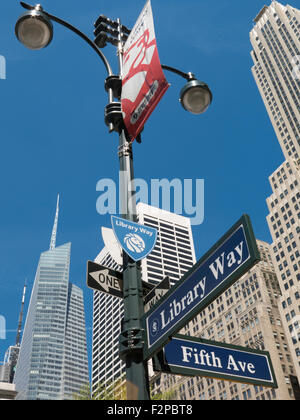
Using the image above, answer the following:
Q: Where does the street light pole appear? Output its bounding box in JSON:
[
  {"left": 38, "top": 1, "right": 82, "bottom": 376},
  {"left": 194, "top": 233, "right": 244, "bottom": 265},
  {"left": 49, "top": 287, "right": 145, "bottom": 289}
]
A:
[
  {"left": 115, "top": 19, "right": 150, "bottom": 400},
  {"left": 15, "top": 2, "right": 212, "bottom": 401},
  {"left": 118, "top": 129, "right": 149, "bottom": 399}
]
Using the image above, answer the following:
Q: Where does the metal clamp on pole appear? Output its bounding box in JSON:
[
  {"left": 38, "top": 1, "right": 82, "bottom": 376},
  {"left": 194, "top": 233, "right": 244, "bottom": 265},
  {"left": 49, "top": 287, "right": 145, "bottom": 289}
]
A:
[
  {"left": 118, "top": 143, "right": 132, "bottom": 158},
  {"left": 104, "top": 102, "right": 123, "bottom": 133},
  {"left": 119, "top": 327, "right": 145, "bottom": 360},
  {"left": 105, "top": 75, "right": 122, "bottom": 100}
]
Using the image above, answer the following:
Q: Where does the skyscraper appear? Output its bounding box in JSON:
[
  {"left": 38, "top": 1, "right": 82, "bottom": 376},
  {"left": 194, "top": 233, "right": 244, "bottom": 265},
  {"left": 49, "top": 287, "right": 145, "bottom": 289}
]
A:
[
  {"left": 250, "top": 1, "right": 300, "bottom": 382},
  {"left": 91, "top": 203, "right": 196, "bottom": 397},
  {"left": 250, "top": 2, "right": 300, "bottom": 163},
  {"left": 14, "top": 197, "right": 89, "bottom": 400}
]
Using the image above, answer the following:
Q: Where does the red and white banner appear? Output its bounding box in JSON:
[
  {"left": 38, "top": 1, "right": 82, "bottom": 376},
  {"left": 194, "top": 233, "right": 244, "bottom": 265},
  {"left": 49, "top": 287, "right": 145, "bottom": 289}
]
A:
[{"left": 121, "top": 0, "right": 169, "bottom": 142}]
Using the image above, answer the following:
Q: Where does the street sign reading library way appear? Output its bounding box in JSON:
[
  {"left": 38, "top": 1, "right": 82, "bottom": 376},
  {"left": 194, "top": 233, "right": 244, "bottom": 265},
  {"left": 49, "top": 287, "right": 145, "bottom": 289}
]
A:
[
  {"left": 153, "top": 335, "right": 277, "bottom": 388},
  {"left": 142, "top": 215, "right": 260, "bottom": 360}
]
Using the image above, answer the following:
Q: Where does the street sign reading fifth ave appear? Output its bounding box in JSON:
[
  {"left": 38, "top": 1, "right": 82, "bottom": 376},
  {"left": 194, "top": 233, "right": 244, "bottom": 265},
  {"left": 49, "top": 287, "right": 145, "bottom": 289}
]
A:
[
  {"left": 142, "top": 215, "right": 260, "bottom": 360},
  {"left": 153, "top": 335, "right": 277, "bottom": 388},
  {"left": 111, "top": 216, "right": 157, "bottom": 262}
]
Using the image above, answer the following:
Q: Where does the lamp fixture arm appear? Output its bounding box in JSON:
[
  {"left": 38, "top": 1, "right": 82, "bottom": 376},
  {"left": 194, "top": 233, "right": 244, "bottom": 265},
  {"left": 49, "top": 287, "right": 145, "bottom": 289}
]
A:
[
  {"left": 161, "top": 64, "right": 195, "bottom": 81},
  {"left": 20, "top": 2, "right": 35, "bottom": 10},
  {"left": 20, "top": 2, "right": 113, "bottom": 77}
]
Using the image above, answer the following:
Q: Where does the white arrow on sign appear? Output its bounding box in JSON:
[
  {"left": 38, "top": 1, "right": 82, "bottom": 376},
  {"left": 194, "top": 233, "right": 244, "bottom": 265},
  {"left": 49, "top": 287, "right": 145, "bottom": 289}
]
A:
[
  {"left": 87, "top": 260, "right": 155, "bottom": 299},
  {"left": 90, "top": 269, "right": 122, "bottom": 294}
]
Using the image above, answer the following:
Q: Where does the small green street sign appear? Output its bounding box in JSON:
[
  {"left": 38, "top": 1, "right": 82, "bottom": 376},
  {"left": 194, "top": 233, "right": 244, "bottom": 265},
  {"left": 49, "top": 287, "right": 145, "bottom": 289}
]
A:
[{"left": 144, "top": 276, "right": 171, "bottom": 313}]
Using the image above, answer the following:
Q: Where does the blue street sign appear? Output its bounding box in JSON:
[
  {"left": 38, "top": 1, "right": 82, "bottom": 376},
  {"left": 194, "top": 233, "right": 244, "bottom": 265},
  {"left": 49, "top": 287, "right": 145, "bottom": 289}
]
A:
[
  {"left": 143, "top": 215, "right": 260, "bottom": 360},
  {"left": 111, "top": 216, "right": 157, "bottom": 262},
  {"left": 153, "top": 334, "right": 277, "bottom": 388}
]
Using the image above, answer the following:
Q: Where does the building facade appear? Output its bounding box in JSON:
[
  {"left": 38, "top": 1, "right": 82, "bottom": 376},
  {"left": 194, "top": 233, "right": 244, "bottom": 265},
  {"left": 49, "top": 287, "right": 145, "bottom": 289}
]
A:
[
  {"left": 266, "top": 158, "right": 300, "bottom": 381},
  {"left": 0, "top": 280, "right": 27, "bottom": 385},
  {"left": 250, "top": 1, "right": 300, "bottom": 382},
  {"left": 91, "top": 203, "right": 196, "bottom": 397},
  {"left": 0, "top": 382, "right": 17, "bottom": 400},
  {"left": 0, "top": 362, "right": 10, "bottom": 383},
  {"left": 0, "top": 345, "right": 20, "bottom": 384},
  {"left": 13, "top": 200, "right": 89, "bottom": 400}
]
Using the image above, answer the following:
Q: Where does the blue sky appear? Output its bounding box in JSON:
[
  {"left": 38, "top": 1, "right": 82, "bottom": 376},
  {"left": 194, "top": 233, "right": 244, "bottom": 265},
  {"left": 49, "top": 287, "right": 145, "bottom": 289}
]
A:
[{"left": 0, "top": 0, "right": 286, "bottom": 375}]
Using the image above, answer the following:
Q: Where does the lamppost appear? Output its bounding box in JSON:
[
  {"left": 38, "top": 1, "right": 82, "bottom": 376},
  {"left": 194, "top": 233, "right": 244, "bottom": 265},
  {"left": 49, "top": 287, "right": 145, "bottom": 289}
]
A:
[{"left": 15, "top": 2, "right": 212, "bottom": 401}]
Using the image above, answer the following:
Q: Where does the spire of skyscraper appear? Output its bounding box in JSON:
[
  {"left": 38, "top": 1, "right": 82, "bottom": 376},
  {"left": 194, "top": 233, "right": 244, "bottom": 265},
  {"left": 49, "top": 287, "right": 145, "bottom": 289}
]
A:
[
  {"left": 15, "top": 279, "right": 27, "bottom": 346},
  {"left": 49, "top": 194, "right": 59, "bottom": 251}
]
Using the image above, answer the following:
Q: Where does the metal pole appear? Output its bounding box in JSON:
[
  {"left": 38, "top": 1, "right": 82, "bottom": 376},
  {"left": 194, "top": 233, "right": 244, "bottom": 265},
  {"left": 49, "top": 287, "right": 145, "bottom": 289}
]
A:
[
  {"left": 118, "top": 131, "right": 149, "bottom": 400},
  {"left": 116, "top": 19, "right": 149, "bottom": 401}
]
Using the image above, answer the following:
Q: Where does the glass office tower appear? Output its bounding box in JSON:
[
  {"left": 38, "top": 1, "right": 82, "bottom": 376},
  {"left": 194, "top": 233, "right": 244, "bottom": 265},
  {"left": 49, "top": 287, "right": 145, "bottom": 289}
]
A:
[{"left": 14, "top": 200, "right": 89, "bottom": 400}]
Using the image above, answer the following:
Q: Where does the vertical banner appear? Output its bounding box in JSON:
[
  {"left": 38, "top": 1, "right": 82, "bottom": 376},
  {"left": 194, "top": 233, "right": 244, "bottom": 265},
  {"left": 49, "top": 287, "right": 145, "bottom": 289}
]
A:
[{"left": 121, "top": 0, "right": 169, "bottom": 141}]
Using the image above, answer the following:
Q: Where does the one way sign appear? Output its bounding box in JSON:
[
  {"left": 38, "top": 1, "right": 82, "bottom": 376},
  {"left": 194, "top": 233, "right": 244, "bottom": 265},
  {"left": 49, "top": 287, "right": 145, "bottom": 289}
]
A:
[
  {"left": 86, "top": 261, "right": 123, "bottom": 298},
  {"left": 86, "top": 261, "right": 155, "bottom": 299}
]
